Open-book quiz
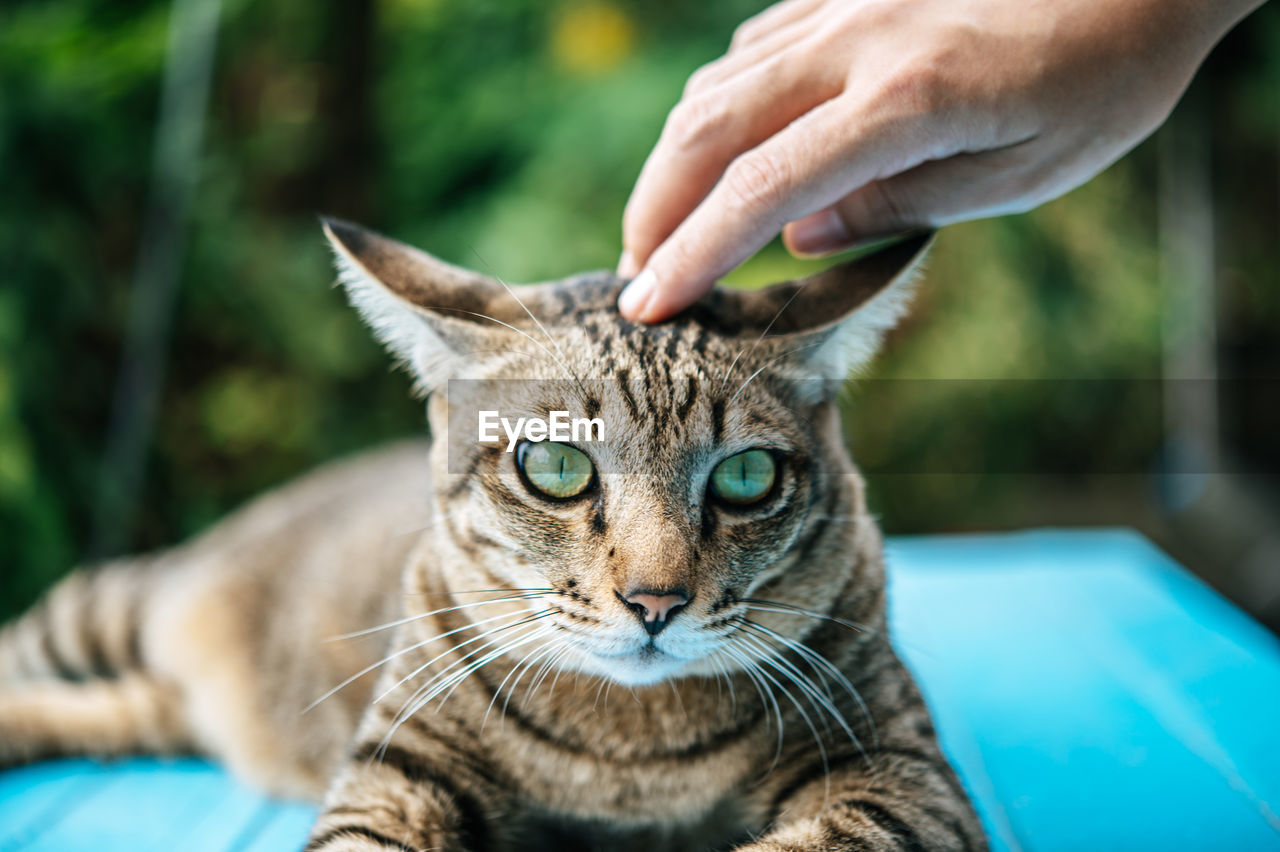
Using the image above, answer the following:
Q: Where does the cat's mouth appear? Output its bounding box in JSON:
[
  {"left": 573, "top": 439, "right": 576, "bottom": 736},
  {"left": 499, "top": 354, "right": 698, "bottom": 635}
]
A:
[
  {"left": 571, "top": 636, "right": 704, "bottom": 686},
  {"left": 587, "top": 641, "right": 668, "bottom": 662},
  {"left": 592, "top": 640, "right": 665, "bottom": 661}
]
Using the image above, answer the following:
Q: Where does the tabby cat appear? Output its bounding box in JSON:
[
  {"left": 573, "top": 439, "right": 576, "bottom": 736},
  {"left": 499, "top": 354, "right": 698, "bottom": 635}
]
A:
[{"left": 0, "top": 221, "right": 986, "bottom": 852}]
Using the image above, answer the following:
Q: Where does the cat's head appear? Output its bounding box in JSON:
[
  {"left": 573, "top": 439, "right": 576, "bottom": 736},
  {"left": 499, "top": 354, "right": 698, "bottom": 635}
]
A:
[{"left": 325, "top": 219, "right": 930, "bottom": 686}]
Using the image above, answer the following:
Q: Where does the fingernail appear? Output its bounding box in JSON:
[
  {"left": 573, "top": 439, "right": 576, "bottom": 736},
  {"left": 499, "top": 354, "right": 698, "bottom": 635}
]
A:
[
  {"left": 787, "top": 208, "right": 852, "bottom": 257},
  {"left": 617, "top": 250, "right": 639, "bottom": 278},
  {"left": 618, "top": 269, "right": 657, "bottom": 320}
]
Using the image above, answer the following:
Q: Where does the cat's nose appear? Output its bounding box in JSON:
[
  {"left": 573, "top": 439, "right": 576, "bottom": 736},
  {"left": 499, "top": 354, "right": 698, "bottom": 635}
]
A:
[{"left": 619, "top": 589, "right": 690, "bottom": 636}]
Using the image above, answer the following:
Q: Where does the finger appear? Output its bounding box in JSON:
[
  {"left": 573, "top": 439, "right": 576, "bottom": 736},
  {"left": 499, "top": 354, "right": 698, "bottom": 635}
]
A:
[
  {"left": 620, "top": 42, "right": 845, "bottom": 276},
  {"left": 783, "top": 143, "right": 1049, "bottom": 255},
  {"left": 621, "top": 93, "right": 948, "bottom": 323},
  {"left": 684, "top": 13, "right": 820, "bottom": 100},
  {"left": 729, "top": 0, "right": 827, "bottom": 52}
]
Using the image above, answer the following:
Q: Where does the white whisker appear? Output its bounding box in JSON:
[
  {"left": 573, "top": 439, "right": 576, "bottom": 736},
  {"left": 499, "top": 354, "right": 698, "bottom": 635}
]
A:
[
  {"left": 740, "top": 617, "right": 878, "bottom": 753},
  {"left": 484, "top": 636, "right": 563, "bottom": 730},
  {"left": 717, "top": 645, "right": 784, "bottom": 774},
  {"left": 377, "top": 622, "right": 556, "bottom": 756},
  {"left": 304, "top": 607, "right": 538, "bottom": 714},
  {"left": 469, "top": 251, "right": 592, "bottom": 402},
  {"left": 376, "top": 611, "right": 551, "bottom": 707},
  {"left": 721, "top": 275, "right": 816, "bottom": 392},
  {"left": 328, "top": 591, "right": 550, "bottom": 642},
  {"left": 728, "top": 339, "right": 825, "bottom": 406},
  {"left": 741, "top": 601, "right": 873, "bottom": 637},
  {"left": 729, "top": 632, "right": 832, "bottom": 797}
]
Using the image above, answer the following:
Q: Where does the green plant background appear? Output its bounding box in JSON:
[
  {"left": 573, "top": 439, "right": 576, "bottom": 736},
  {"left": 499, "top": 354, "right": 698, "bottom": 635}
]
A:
[{"left": 2, "top": 0, "right": 1278, "bottom": 622}]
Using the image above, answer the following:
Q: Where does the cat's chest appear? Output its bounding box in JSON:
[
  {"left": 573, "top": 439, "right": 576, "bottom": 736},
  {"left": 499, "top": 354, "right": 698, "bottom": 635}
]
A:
[
  {"left": 484, "top": 709, "right": 772, "bottom": 845},
  {"left": 513, "top": 799, "right": 757, "bottom": 852}
]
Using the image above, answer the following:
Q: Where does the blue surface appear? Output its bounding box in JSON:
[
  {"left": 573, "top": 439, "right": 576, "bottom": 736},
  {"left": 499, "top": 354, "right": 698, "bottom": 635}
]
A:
[{"left": 1, "top": 529, "right": 1278, "bottom": 851}]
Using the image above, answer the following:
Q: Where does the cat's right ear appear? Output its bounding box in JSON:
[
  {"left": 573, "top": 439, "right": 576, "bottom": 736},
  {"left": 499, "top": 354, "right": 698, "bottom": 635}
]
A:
[{"left": 322, "top": 218, "right": 521, "bottom": 395}]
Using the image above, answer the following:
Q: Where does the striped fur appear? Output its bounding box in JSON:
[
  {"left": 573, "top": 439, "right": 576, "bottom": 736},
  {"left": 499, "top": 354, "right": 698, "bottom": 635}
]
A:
[{"left": 0, "top": 223, "right": 985, "bottom": 850}]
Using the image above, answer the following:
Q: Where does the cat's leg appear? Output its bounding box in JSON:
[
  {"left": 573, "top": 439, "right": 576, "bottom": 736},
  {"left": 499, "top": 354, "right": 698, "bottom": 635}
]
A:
[
  {"left": 743, "top": 684, "right": 986, "bottom": 851},
  {"left": 0, "top": 674, "right": 191, "bottom": 766},
  {"left": 304, "top": 726, "right": 508, "bottom": 852}
]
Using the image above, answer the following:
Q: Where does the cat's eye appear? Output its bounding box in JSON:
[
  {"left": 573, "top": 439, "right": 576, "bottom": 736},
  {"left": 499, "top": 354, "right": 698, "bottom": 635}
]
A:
[
  {"left": 709, "top": 449, "right": 777, "bottom": 505},
  {"left": 516, "top": 441, "right": 595, "bottom": 500}
]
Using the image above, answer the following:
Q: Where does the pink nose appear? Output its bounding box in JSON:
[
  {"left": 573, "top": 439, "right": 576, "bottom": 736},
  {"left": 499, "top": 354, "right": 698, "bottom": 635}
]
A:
[{"left": 621, "top": 590, "right": 690, "bottom": 636}]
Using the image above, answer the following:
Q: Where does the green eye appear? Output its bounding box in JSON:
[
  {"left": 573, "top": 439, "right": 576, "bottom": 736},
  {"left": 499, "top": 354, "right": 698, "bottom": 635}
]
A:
[
  {"left": 517, "top": 441, "right": 595, "bottom": 500},
  {"left": 710, "top": 449, "right": 777, "bottom": 505}
]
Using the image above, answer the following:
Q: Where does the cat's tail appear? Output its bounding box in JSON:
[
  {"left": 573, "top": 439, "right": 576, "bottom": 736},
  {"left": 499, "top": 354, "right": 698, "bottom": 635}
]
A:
[
  {"left": 0, "top": 558, "right": 196, "bottom": 767},
  {"left": 0, "top": 557, "right": 160, "bottom": 685}
]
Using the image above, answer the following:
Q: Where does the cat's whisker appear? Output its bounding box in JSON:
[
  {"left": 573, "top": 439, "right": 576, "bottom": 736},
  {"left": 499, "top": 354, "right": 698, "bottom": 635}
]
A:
[
  {"left": 739, "top": 617, "right": 879, "bottom": 753},
  {"left": 328, "top": 591, "right": 551, "bottom": 642},
  {"left": 423, "top": 624, "right": 558, "bottom": 715},
  {"left": 505, "top": 636, "right": 574, "bottom": 727},
  {"left": 735, "top": 624, "right": 836, "bottom": 715},
  {"left": 708, "top": 652, "right": 738, "bottom": 712},
  {"left": 728, "top": 339, "right": 825, "bottom": 407},
  {"left": 437, "top": 307, "right": 579, "bottom": 387},
  {"left": 377, "top": 611, "right": 553, "bottom": 708},
  {"left": 591, "top": 667, "right": 610, "bottom": 711},
  {"left": 739, "top": 620, "right": 839, "bottom": 705},
  {"left": 720, "top": 273, "right": 815, "bottom": 393},
  {"left": 718, "top": 349, "right": 746, "bottom": 395},
  {"left": 716, "top": 644, "right": 785, "bottom": 774},
  {"left": 541, "top": 645, "right": 576, "bottom": 701},
  {"left": 668, "top": 678, "right": 689, "bottom": 724},
  {"left": 731, "top": 648, "right": 780, "bottom": 749},
  {"left": 512, "top": 645, "right": 558, "bottom": 710},
  {"left": 410, "top": 615, "right": 556, "bottom": 710},
  {"left": 732, "top": 631, "right": 835, "bottom": 740},
  {"left": 406, "top": 587, "right": 556, "bottom": 597},
  {"left": 740, "top": 600, "right": 873, "bottom": 636},
  {"left": 527, "top": 642, "right": 573, "bottom": 705},
  {"left": 467, "top": 251, "right": 593, "bottom": 404},
  {"left": 709, "top": 654, "right": 725, "bottom": 705},
  {"left": 483, "top": 635, "right": 563, "bottom": 730},
  {"left": 734, "top": 624, "right": 869, "bottom": 768},
  {"left": 377, "top": 622, "right": 557, "bottom": 755},
  {"left": 726, "top": 633, "right": 833, "bottom": 796},
  {"left": 304, "top": 607, "right": 541, "bottom": 714},
  {"left": 748, "top": 597, "right": 945, "bottom": 664}
]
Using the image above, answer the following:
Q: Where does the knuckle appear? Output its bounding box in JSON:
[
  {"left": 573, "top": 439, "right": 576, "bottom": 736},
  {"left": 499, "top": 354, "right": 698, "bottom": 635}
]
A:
[
  {"left": 723, "top": 151, "right": 791, "bottom": 214},
  {"left": 842, "top": 0, "right": 901, "bottom": 32},
  {"left": 665, "top": 97, "right": 729, "bottom": 151},
  {"left": 862, "top": 22, "right": 977, "bottom": 120},
  {"left": 881, "top": 60, "right": 949, "bottom": 115},
  {"left": 682, "top": 63, "right": 720, "bottom": 99},
  {"left": 729, "top": 17, "right": 765, "bottom": 49}
]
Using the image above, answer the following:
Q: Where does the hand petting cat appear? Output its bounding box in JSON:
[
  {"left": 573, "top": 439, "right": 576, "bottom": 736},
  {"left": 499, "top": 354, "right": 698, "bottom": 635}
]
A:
[{"left": 616, "top": 0, "right": 1266, "bottom": 324}]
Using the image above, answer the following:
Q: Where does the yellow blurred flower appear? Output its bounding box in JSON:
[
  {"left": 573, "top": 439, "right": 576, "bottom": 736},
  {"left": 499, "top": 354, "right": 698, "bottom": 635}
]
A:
[{"left": 551, "top": 2, "right": 635, "bottom": 75}]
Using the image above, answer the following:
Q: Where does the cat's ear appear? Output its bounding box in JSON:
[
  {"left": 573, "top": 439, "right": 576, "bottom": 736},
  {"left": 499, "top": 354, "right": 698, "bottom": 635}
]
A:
[
  {"left": 709, "top": 231, "right": 933, "bottom": 393},
  {"left": 322, "top": 218, "right": 535, "bottom": 394}
]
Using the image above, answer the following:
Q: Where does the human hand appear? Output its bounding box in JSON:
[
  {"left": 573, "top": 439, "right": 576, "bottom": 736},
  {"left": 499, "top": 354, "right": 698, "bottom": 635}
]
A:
[{"left": 617, "top": 0, "right": 1264, "bottom": 323}]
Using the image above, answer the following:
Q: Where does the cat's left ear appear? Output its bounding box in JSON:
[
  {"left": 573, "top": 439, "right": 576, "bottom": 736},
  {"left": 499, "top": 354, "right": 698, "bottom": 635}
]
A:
[
  {"left": 322, "top": 218, "right": 540, "bottom": 394},
  {"left": 707, "top": 231, "right": 934, "bottom": 394}
]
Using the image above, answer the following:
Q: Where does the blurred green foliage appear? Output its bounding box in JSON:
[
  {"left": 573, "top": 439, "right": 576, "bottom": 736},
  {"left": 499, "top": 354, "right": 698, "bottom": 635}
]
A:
[{"left": 1, "top": 0, "right": 1277, "bottom": 621}]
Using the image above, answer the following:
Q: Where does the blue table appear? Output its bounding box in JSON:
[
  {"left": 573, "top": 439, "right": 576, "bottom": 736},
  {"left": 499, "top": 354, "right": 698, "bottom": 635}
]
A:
[{"left": 2, "top": 529, "right": 1278, "bottom": 851}]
